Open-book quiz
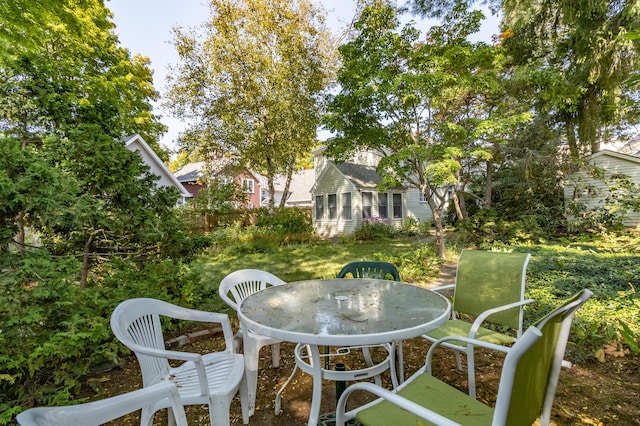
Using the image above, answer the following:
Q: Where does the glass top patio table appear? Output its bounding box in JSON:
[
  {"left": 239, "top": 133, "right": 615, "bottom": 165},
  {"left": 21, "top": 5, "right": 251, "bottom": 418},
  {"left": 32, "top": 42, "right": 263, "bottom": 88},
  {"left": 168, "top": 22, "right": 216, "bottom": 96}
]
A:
[
  {"left": 238, "top": 278, "right": 450, "bottom": 426},
  {"left": 239, "top": 278, "right": 450, "bottom": 346}
]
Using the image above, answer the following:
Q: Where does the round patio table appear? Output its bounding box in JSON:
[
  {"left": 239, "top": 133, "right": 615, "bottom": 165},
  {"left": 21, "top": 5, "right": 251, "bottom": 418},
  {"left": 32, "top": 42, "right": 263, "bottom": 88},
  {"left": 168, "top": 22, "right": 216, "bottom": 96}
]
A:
[{"left": 238, "top": 278, "right": 451, "bottom": 426}]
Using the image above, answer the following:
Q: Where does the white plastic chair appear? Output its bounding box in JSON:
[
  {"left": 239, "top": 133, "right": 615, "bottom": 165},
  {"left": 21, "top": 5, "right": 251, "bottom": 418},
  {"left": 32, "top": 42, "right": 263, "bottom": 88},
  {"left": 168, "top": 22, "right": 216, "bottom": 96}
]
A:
[
  {"left": 218, "top": 269, "right": 285, "bottom": 416},
  {"left": 16, "top": 381, "right": 188, "bottom": 426},
  {"left": 110, "top": 298, "right": 249, "bottom": 426}
]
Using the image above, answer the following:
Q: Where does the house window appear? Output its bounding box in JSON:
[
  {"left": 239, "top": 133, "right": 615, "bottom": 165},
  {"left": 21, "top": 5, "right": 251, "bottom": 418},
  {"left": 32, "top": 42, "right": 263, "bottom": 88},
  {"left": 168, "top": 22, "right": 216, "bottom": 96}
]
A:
[
  {"left": 315, "top": 195, "right": 324, "bottom": 220},
  {"left": 378, "top": 193, "right": 388, "bottom": 219},
  {"left": 419, "top": 192, "right": 427, "bottom": 203},
  {"left": 328, "top": 194, "right": 337, "bottom": 220},
  {"left": 242, "top": 178, "right": 255, "bottom": 193},
  {"left": 393, "top": 193, "right": 403, "bottom": 218},
  {"left": 362, "top": 191, "right": 373, "bottom": 219},
  {"left": 341, "top": 193, "right": 352, "bottom": 220}
]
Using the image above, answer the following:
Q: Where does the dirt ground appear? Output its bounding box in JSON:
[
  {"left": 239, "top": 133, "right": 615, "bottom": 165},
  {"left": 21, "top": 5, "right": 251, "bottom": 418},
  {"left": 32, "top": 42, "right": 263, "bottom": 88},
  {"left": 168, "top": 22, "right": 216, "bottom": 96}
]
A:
[
  {"left": 91, "top": 337, "right": 639, "bottom": 425},
  {"left": 86, "top": 265, "right": 640, "bottom": 425}
]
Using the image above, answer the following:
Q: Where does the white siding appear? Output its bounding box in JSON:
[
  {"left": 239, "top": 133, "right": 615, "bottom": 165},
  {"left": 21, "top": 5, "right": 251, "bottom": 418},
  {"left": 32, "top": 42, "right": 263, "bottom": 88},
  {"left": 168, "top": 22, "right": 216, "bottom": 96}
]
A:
[
  {"left": 564, "top": 151, "right": 640, "bottom": 227},
  {"left": 405, "top": 188, "right": 434, "bottom": 224},
  {"left": 313, "top": 165, "right": 358, "bottom": 237}
]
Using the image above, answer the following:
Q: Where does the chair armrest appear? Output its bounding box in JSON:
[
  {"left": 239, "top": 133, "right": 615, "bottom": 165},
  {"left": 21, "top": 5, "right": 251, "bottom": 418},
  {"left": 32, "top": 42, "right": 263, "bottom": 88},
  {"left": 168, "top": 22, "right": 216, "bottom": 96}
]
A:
[
  {"left": 125, "top": 342, "right": 204, "bottom": 364},
  {"left": 425, "top": 335, "right": 511, "bottom": 375},
  {"left": 429, "top": 283, "right": 455, "bottom": 292},
  {"left": 468, "top": 298, "right": 535, "bottom": 338},
  {"left": 160, "top": 305, "right": 237, "bottom": 352},
  {"left": 335, "top": 382, "right": 461, "bottom": 426}
]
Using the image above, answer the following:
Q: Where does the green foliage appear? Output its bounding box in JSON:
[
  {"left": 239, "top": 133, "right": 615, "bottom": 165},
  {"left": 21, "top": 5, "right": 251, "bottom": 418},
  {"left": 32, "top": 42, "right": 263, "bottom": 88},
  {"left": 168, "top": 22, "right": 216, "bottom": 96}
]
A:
[
  {"left": 254, "top": 207, "right": 314, "bottom": 235},
  {"left": 566, "top": 165, "right": 640, "bottom": 234},
  {"left": 353, "top": 218, "right": 398, "bottom": 241},
  {"left": 499, "top": 0, "right": 640, "bottom": 157},
  {"left": 324, "top": 1, "right": 532, "bottom": 258},
  {"left": 167, "top": 0, "right": 334, "bottom": 209},
  {"left": 0, "top": 251, "right": 198, "bottom": 423},
  {"left": 3, "top": 231, "right": 640, "bottom": 422},
  {"left": 193, "top": 177, "right": 248, "bottom": 213}
]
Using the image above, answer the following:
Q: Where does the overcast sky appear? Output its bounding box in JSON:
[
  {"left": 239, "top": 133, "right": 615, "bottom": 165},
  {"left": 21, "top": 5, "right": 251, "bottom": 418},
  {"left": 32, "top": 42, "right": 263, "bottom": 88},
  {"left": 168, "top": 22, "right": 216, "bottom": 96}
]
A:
[{"left": 107, "top": 0, "right": 498, "bottom": 152}]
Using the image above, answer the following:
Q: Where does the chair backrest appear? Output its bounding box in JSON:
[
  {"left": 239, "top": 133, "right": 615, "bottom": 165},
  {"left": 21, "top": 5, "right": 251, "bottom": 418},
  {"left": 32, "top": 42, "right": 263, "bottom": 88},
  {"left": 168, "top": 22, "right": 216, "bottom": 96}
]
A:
[
  {"left": 453, "top": 250, "right": 531, "bottom": 330},
  {"left": 337, "top": 261, "right": 401, "bottom": 281},
  {"left": 110, "top": 298, "right": 173, "bottom": 387},
  {"left": 219, "top": 269, "right": 285, "bottom": 311},
  {"left": 493, "top": 289, "right": 593, "bottom": 426},
  {"left": 16, "top": 381, "right": 188, "bottom": 426}
]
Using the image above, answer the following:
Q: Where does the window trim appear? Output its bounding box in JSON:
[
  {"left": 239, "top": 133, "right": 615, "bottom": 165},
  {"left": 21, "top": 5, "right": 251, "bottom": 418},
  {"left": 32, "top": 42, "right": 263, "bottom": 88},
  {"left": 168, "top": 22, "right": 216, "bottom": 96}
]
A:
[
  {"left": 315, "top": 195, "right": 324, "bottom": 221},
  {"left": 362, "top": 191, "right": 373, "bottom": 219},
  {"left": 378, "top": 193, "right": 388, "bottom": 219},
  {"left": 341, "top": 192, "right": 352, "bottom": 221},
  {"left": 328, "top": 193, "right": 337, "bottom": 221},
  {"left": 242, "top": 178, "right": 255, "bottom": 194},
  {"left": 392, "top": 193, "right": 403, "bottom": 219}
]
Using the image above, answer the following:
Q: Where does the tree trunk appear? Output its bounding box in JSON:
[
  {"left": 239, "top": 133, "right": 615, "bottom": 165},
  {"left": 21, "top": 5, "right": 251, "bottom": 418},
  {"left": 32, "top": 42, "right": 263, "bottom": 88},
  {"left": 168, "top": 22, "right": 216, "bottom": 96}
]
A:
[
  {"left": 565, "top": 118, "right": 580, "bottom": 159},
  {"left": 266, "top": 156, "right": 276, "bottom": 212},
  {"left": 280, "top": 169, "right": 294, "bottom": 209},
  {"left": 484, "top": 159, "right": 492, "bottom": 208},
  {"left": 80, "top": 233, "right": 94, "bottom": 289},
  {"left": 432, "top": 209, "right": 446, "bottom": 259},
  {"left": 425, "top": 190, "right": 446, "bottom": 259},
  {"left": 15, "top": 212, "right": 25, "bottom": 254}
]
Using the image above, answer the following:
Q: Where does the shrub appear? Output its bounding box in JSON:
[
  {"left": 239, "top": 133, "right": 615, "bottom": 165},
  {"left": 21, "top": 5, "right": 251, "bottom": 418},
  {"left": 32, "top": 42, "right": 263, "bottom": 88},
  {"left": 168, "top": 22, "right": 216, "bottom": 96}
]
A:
[
  {"left": 353, "top": 218, "right": 396, "bottom": 240},
  {"left": 0, "top": 251, "right": 197, "bottom": 424},
  {"left": 254, "top": 207, "right": 313, "bottom": 235}
]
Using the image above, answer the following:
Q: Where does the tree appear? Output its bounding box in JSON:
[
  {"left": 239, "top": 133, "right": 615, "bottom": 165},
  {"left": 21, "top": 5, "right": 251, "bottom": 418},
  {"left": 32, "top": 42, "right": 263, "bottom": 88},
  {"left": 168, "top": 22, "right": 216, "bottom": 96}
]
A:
[
  {"left": 409, "top": 0, "right": 640, "bottom": 158},
  {"left": 0, "top": 0, "right": 181, "bottom": 286},
  {"left": 324, "top": 0, "right": 529, "bottom": 257},
  {"left": 166, "top": 0, "right": 335, "bottom": 209}
]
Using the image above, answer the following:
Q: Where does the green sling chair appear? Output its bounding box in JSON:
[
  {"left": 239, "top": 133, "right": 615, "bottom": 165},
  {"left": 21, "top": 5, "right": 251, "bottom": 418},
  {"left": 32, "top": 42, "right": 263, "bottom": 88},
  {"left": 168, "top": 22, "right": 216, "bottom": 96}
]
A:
[
  {"left": 335, "top": 289, "right": 593, "bottom": 426},
  {"left": 422, "top": 250, "right": 533, "bottom": 398},
  {"left": 337, "top": 261, "right": 404, "bottom": 384}
]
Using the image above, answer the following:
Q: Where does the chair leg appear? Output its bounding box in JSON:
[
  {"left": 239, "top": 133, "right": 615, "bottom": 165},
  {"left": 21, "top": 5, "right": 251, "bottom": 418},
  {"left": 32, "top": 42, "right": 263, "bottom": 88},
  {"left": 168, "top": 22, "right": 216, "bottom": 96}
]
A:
[
  {"left": 242, "top": 337, "right": 261, "bottom": 417},
  {"left": 239, "top": 373, "right": 250, "bottom": 424},
  {"left": 167, "top": 407, "right": 176, "bottom": 426},
  {"left": 140, "top": 407, "right": 155, "bottom": 426},
  {"left": 234, "top": 332, "right": 243, "bottom": 354},
  {"left": 395, "top": 340, "right": 404, "bottom": 385},
  {"left": 208, "top": 396, "right": 232, "bottom": 426},
  {"left": 466, "top": 346, "right": 476, "bottom": 399},
  {"left": 454, "top": 349, "right": 463, "bottom": 371},
  {"left": 271, "top": 343, "right": 280, "bottom": 368}
]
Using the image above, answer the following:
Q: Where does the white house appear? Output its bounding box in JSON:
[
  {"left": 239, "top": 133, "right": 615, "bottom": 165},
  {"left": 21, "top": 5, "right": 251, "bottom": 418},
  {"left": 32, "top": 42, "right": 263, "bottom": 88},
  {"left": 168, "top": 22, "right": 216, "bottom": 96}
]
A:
[
  {"left": 564, "top": 148, "right": 640, "bottom": 228},
  {"left": 124, "top": 134, "right": 192, "bottom": 205},
  {"left": 311, "top": 146, "right": 434, "bottom": 237}
]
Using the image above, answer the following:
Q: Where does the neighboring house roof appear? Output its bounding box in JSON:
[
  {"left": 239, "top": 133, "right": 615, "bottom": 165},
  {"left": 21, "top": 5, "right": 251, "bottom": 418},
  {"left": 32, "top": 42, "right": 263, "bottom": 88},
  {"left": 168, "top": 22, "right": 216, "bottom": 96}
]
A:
[
  {"left": 124, "top": 134, "right": 192, "bottom": 199},
  {"left": 174, "top": 158, "right": 237, "bottom": 183},
  {"left": 274, "top": 169, "right": 314, "bottom": 205}
]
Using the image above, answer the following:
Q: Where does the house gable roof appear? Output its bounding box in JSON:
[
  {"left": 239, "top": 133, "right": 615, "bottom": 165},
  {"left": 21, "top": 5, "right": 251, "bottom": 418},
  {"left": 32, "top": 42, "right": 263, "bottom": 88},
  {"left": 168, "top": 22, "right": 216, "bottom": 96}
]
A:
[
  {"left": 591, "top": 149, "right": 640, "bottom": 165},
  {"left": 124, "top": 134, "right": 192, "bottom": 198},
  {"left": 312, "top": 161, "right": 382, "bottom": 194},
  {"left": 336, "top": 162, "right": 383, "bottom": 188}
]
